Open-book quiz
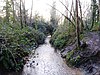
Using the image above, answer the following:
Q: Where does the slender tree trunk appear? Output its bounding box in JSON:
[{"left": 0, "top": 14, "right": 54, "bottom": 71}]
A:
[
  {"left": 76, "top": 0, "right": 80, "bottom": 47},
  {"left": 6, "top": 0, "right": 9, "bottom": 23},
  {"left": 99, "top": 0, "right": 100, "bottom": 18},
  {"left": 65, "top": 0, "right": 68, "bottom": 22},
  {"left": 65, "top": 0, "right": 69, "bottom": 34},
  {"left": 79, "top": 0, "right": 84, "bottom": 33},
  {"left": 90, "top": 0, "right": 96, "bottom": 30},
  {"left": 68, "top": 0, "right": 74, "bottom": 35},
  {"left": 30, "top": 0, "right": 33, "bottom": 24},
  {"left": 70, "top": 0, "right": 74, "bottom": 20},
  {"left": 97, "top": 8, "right": 99, "bottom": 22},
  {"left": 22, "top": 0, "right": 27, "bottom": 26},
  {"left": 99, "top": 0, "right": 100, "bottom": 31},
  {"left": 60, "top": 0, "right": 76, "bottom": 22},
  {"left": 20, "top": 0, "right": 23, "bottom": 29},
  {"left": 11, "top": 0, "right": 15, "bottom": 23}
]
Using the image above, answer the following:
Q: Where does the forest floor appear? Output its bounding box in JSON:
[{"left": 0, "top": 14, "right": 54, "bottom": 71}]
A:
[
  {"left": 61, "top": 31, "right": 100, "bottom": 75},
  {"left": 22, "top": 36, "right": 83, "bottom": 75}
]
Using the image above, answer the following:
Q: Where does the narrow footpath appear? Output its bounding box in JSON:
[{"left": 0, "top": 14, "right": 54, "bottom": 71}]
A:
[{"left": 22, "top": 36, "right": 83, "bottom": 75}]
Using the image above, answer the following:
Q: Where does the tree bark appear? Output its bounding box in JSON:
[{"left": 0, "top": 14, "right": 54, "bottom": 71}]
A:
[
  {"left": 99, "top": 0, "right": 100, "bottom": 31},
  {"left": 20, "top": 0, "right": 23, "bottom": 29},
  {"left": 48, "top": 4, "right": 75, "bottom": 28},
  {"left": 22, "top": 0, "right": 27, "bottom": 26},
  {"left": 90, "top": 0, "right": 97, "bottom": 30},
  {"left": 76, "top": 0, "right": 80, "bottom": 47},
  {"left": 6, "top": 0, "right": 9, "bottom": 23},
  {"left": 11, "top": 0, "right": 15, "bottom": 23},
  {"left": 60, "top": 0, "right": 76, "bottom": 22},
  {"left": 30, "top": 0, "right": 33, "bottom": 24},
  {"left": 79, "top": 0, "right": 84, "bottom": 33}
]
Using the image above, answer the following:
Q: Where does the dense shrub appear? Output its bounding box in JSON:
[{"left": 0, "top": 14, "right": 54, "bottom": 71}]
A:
[
  {"left": 0, "top": 23, "right": 46, "bottom": 71},
  {"left": 50, "top": 24, "right": 75, "bottom": 49},
  {"left": 66, "top": 50, "right": 81, "bottom": 66},
  {"left": 53, "top": 33, "right": 68, "bottom": 49},
  {"left": 32, "top": 20, "right": 53, "bottom": 35}
]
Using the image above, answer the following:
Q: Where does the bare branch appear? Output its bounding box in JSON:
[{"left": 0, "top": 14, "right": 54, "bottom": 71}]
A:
[
  {"left": 30, "top": 0, "right": 33, "bottom": 24},
  {"left": 48, "top": 4, "right": 75, "bottom": 28},
  {"left": 59, "top": 0, "right": 76, "bottom": 22},
  {"left": 78, "top": 0, "right": 84, "bottom": 32}
]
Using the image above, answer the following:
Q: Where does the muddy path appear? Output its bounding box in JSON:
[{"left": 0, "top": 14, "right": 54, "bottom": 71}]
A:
[{"left": 22, "top": 36, "right": 83, "bottom": 75}]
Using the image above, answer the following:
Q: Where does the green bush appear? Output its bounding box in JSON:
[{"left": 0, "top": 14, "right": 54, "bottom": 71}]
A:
[
  {"left": 50, "top": 24, "right": 74, "bottom": 50},
  {"left": 0, "top": 23, "right": 46, "bottom": 71},
  {"left": 66, "top": 50, "right": 81, "bottom": 66},
  {"left": 32, "top": 19, "right": 53, "bottom": 35},
  {"left": 53, "top": 33, "right": 68, "bottom": 49},
  {"left": 50, "top": 25, "right": 65, "bottom": 45}
]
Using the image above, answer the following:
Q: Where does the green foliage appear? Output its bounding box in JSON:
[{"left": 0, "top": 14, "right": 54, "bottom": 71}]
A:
[
  {"left": 50, "top": 22, "right": 82, "bottom": 66},
  {"left": 91, "top": 22, "right": 100, "bottom": 31},
  {"left": 0, "top": 23, "right": 46, "bottom": 71},
  {"left": 66, "top": 50, "right": 74, "bottom": 60},
  {"left": 32, "top": 17, "right": 53, "bottom": 35},
  {"left": 53, "top": 33, "right": 68, "bottom": 49},
  {"left": 80, "top": 34, "right": 84, "bottom": 40},
  {"left": 50, "top": 23, "right": 75, "bottom": 50},
  {"left": 66, "top": 50, "right": 81, "bottom": 66},
  {"left": 84, "top": 0, "right": 99, "bottom": 31}
]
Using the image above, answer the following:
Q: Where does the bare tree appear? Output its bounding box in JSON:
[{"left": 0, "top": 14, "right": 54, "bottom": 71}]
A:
[
  {"left": 98, "top": 0, "right": 100, "bottom": 30},
  {"left": 22, "top": 0, "right": 27, "bottom": 25},
  {"left": 30, "top": 0, "right": 33, "bottom": 24},
  {"left": 11, "top": 0, "right": 15, "bottom": 23},
  {"left": 69, "top": 0, "right": 74, "bottom": 34},
  {"left": 6, "top": 0, "right": 9, "bottom": 22},
  {"left": 70, "top": 0, "right": 74, "bottom": 19},
  {"left": 50, "top": 1, "right": 58, "bottom": 30},
  {"left": 20, "top": 0, "right": 23, "bottom": 29},
  {"left": 78, "top": 0, "right": 84, "bottom": 33},
  {"left": 60, "top": 0, "right": 76, "bottom": 23},
  {"left": 90, "top": 0, "right": 97, "bottom": 30},
  {"left": 76, "top": 0, "right": 80, "bottom": 47},
  {"left": 65, "top": 0, "right": 68, "bottom": 21},
  {"left": 49, "top": 4, "right": 75, "bottom": 28},
  {"left": 98, "top": 0, "right": 100, "bottom": 21}
]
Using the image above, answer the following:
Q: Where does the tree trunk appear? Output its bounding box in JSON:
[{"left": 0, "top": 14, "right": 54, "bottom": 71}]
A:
[
  {"left": 6, "top": 0, "right": 9, "bottom": 23},
  {"left": 76, "top": 0, "right": 80, "bottom": 47},
  {"left": 11, "top": 0, "right": 15, "bottom": 23},
  {"left": 20, "top": 0, "right": 23, "bottom": 29},
  {"left": 22, "top": 0, "right": 27, "bottom": 26},
  {"left": 90, "top": 0, "right": 97, "bottom": 30},
  {"left": 99, "top": 0, "right": 100, "bottom": 31},
  {"left": 30, "top": 0, "right": 33, "bottom": 24},
  {"left": 79, "top": 0, "right": 84, "bottom": 33}
]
